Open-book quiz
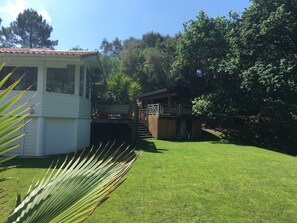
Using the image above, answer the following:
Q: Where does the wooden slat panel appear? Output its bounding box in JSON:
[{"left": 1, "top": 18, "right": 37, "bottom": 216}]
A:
[
  {"left": 148, "top": 115, "right": 158, "bottom": 138},
  {"left": 192, "top": 119, "right": 202, "bottom": 138},
  {"left": 158, "top": 118, "right": 176, "bottom": 140}
]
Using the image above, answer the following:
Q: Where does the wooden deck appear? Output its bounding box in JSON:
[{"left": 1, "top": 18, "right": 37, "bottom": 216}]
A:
[
  {"left": 92, "top": 103, "right": 133, "bottom": 123},
  {"left": 91, "top": 103, "right": 200, "bottom": 140}
]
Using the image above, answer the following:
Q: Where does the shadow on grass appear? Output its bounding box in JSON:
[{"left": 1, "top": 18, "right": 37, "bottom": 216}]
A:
[
  {"left": 136, "top": 139, "right": 165, "bottom": 153},
  {"left": 2, "top": 141, "right": 137, "bottom": 169},
  {"left": 207, "top": 119, "right": 297, "bottom": 156},
  {"left": 157, "top": 129, "right": 221, "bottom": 144},
  {"left": 221, "top": 129, "right": 297, "bottom": 155}
]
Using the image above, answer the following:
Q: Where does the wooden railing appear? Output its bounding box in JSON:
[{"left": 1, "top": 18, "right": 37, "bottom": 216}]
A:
[
  {"left": 92, "top": 103, "right": 132, "bottom": 119},
  {"left": 92, "top": 103, "right": 192, "bottom": 120},
  {"left": 147, "top": 104, "right": 160, "bottom": 115},
  {"left": 142, "top": 103, "right": 192, "bottom": 117}
]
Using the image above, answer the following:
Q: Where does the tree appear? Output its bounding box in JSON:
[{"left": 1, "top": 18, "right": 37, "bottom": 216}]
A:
[
  {"left": 143, "top": 47, "right": 171, "bottom": 90},
  {"left": 120, "top": 33, "right": 178, "bottom": 92},
  {"left": 234, "top": 0, "right": 297, "bottom": 145},
  {"left": 171, "top": 11, "right": 235, "bottom": 96},
  {"left": 189, "top": 1, "right": 297, "bottom": 149},
  {"left": 97, "top": 34, "right": 177, "bottom": 94},
  {"left": 107, "top": 71, "right": 142, "bottom": 104},
  {"left": 70, "top": 45, "right": 84, "bottom": 50},
  {"left": 236, "top": 0, "right": 297, "bottom": 110},
  {"left": 11, "top": 8, "right": 58, "bottom": 48},
  {"left": 141, "top": 32, "right": 164, "bottom": 48},
  {"left": 0, "top": 19, "right": 16, "bottom": 48},
  {"left": 100, "top": 37, "right": 123, "bottom": 57}
]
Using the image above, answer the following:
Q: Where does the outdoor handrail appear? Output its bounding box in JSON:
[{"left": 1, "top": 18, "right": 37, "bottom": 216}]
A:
[
  {"left": 147, "top": 103, "right": 160, "bottom": 115},
  {"left": 92, "top": 102, "right": 192, "bottom": 120},
  {"left": 144, "top": 103, "right": 192, "bottom": 117}
]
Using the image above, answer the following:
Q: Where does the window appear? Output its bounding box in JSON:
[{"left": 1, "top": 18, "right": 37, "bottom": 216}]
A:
[
  {"left": 79, "top": 65, "right": 85, "bottom": 97},
  {"left": 0, "top": 66, "right": 37, "bottom": 91},
  {"left": 46, "top": 65, "right": 75, "bottom": 94},
  {"left": 86, "top": 69, "right": 91, "bottom": 99}
]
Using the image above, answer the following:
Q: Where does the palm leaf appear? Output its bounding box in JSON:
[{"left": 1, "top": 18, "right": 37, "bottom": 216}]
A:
[
  {"left": 0, "top": 64, "right": 30, "bottom": 156},
  {"left": 1, "top": 64, "right": 140, "bottom": 223},
  {"left": 0, "top": 64, "right": 32, "bottom": 208},
  {"left": 7, "top": 143, "right": 141, "bottom": 223}
]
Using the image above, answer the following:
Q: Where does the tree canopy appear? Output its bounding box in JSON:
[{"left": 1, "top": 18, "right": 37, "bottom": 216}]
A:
[
  {"left": 186, "top": 0, "right": 297, "bottom": 149},
  {"left": 0, "top": 9, "right": 58, "bottom": 48},
  {"left": 98, "top": 32, "right": 178, "bottom": 93}
]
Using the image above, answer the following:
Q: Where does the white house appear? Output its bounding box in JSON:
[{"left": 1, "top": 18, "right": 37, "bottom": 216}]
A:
[{"left": 0, "top": 48, "right": 99, "bottom": 156}]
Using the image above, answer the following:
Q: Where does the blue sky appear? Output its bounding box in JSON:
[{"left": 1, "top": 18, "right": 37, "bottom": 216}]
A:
[{"left": 0, "top": 0, "right": 251, "bottom": 51}]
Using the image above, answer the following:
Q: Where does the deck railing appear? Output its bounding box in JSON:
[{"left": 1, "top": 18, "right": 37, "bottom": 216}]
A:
[
  {"left": 142, "top": 103, "right": 192, "bottom": 117},
  {"left": 147, "top": 104, "right": 160, "bottom": 115},
  {"left": 92, "top": 103, "right": 193, "bottom": 120},
  {"left": 92, "top": 103, "right": 132, "bottom": 119}
]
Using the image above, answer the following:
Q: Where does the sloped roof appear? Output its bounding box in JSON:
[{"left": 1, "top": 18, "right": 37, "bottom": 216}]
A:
[
  {"left": 0, "top": 48, "right": 98, "bottom": 57},
  {"left": 140, "top": 88, "right": 169, "bottom": 98}
]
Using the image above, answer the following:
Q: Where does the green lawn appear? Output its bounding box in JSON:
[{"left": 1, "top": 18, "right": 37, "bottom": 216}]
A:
[{"left": 1, "top": 139, "right": 297, "bottom": 222}]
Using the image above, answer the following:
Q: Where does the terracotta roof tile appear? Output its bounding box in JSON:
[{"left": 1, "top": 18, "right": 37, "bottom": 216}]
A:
[{"left": 0, "top": 48, "right": 98, "bottom": 57}]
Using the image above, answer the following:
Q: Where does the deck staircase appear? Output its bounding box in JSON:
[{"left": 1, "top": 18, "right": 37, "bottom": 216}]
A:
[
  {"left": 128, "top": 122, "right": 152, "bottom": 139},
  {"left": 137, "top": 122, "right": 153, "bottom": 139}
]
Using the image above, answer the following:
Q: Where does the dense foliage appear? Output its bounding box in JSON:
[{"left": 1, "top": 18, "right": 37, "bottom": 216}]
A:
[
  {"left": 107, "top": 71, "right": 142, "bottom": 104},
  {"left": 183, "top": 0, "right": 297, "bottom": 149},
  {"left": 98, "top": 32, "right": 178, "bottom": 93}
]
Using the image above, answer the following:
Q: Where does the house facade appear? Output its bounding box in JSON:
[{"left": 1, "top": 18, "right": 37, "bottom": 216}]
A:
[{"left": 0, "top": 48, "right": 99, "bottom": 156}]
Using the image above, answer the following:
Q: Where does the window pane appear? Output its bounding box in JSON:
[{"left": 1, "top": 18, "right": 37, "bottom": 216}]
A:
[
  {"left": 79, "top": 65, "right": 84, "bottom": 97},
  {"left": 0, "top": 66, "right": 37, "bottom": 91},
  {"left": 46, "top": 65, "right": 75, "bottom": 94},
  {"left": 86, "top": 69, "right": 91, "bottom": 99}
]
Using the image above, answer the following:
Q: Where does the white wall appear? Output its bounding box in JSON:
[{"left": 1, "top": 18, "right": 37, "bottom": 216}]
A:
[
  {"left": 0, "top": 56, "right": 92, "bottom": 156},
  {"left": 44, "top": 118, "right": 91, "bottom": 155},
  {"left": 44, "top": 118, "right": 76, "bottom": 155},
  {"left": 23, "top": 118, "right": 37, "bottom": 156},
  {"left": 1, "top": 117, "right": 37, "bottom": 156},
  {"left": 76, "top": 119, "right": 91, "bottom": 149},
  {"left": 0, "top": 91, "right": 42, "bottom": 117},
  {"left": 42, "top": 93, "right": 80, "bottom": 118}
]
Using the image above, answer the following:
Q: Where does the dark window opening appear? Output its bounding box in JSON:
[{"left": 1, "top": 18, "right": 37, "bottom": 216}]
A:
[
  {"left": 46, "top": 65, "right": 75, "bottom": 94},
  {"left": 0, "top": 66, "right": 37, "bottom": 91}
]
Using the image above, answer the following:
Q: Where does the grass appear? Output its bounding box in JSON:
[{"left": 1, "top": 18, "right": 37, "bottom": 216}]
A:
[{"left": 1, "top": 139, "right": 297, "bottom": 222}]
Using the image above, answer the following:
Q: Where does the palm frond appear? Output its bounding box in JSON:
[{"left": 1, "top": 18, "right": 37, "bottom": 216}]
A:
[
  {"left": 0, "top": 64, "right": 32, "bottom": 209},
  {"left": 0, "top": 64, "right": 30, "bottom": 155},
  {"left": 7, "top": 143, "right": 141, "bottom": 223}
]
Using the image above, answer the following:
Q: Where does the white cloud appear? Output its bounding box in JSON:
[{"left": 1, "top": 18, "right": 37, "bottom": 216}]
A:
[
  {"left": 0, "top": 0, "right": 26, "bottom": 25},
  {"left": 37, "top": 5, "right": 52, "bottom": 23},
  {"left": 0, "top": 0, "right": 52, "bottom": 26}
]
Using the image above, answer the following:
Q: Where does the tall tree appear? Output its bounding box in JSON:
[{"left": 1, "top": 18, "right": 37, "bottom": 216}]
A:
[
  {"left": 11, "top": 8, "right": 58, "bottom": 48},
  {"left": 189, "top": 1, "right": 297, "bottom": 148},
  {"left": 100, "top": 37, "right": 123, "bottom": 57},
  {"left": 0, "top": 18, "right": 16, "bottom": 48},
  {"left": 171, "top": 11, "right": 235, "bottom": 96},
  {"left": 120, "top": 33, "right": 178, "bottom": 92},
  {"left": 235, "top": 0, "right": 297, "bottom": 144}
]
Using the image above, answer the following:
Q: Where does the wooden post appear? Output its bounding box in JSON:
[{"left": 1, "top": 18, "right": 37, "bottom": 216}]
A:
[
  {"left": 131, "top": 101, "right": 139, "bottom": 146},
  {"left": 168, "top": 93, "right": 171, "bottom": 107}
]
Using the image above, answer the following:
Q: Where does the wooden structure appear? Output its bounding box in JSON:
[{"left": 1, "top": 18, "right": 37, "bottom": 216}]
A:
[
  {"left": 92, "top": 103, "right": 132, "bottom": 123},
  {"left": 139, "top": 89, "right": 201, "bottom": 140},
  {"left": 91, "top": 88, "right": 201, "bottom": 141}
]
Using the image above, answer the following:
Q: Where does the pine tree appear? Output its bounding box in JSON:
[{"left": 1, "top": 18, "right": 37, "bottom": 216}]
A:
[{"left": 11, "top": 8, "right": 58, "bottom": 49}]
